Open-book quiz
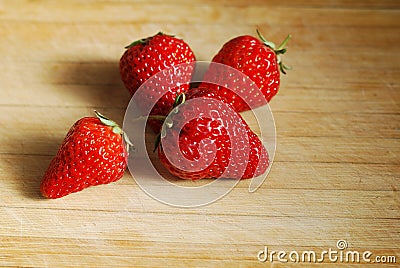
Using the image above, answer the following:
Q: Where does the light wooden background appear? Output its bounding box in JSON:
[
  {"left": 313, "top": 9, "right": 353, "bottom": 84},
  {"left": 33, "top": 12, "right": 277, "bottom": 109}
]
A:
[{"left": 0, "top": 0, "right": 399, "bottom": 267}]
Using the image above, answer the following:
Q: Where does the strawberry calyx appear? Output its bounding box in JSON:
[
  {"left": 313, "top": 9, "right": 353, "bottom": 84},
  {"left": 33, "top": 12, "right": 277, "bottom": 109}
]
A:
[
  {"left": 138, "top": 92, "right": 185, "bottom": 130},
  {"left": 161, "top": 92, "right": 187, "bottom": 132},
  {"left": 94, "top": 111, "right": 134, "bottom": 153},
  {"left": 124, "top": 32, "right": 175, "bottom": 49},
  {"left": 172, "top": 92, "right": 186, "bottom": 109},
  {"left": 95, "top": 110, "right": 122, "bottom": 134},
  {"left": 256, "top": 29, "right": 292, "bottom": 74},
  {"left": 150, "top": 93, "right": 187, "bottom": 151}
]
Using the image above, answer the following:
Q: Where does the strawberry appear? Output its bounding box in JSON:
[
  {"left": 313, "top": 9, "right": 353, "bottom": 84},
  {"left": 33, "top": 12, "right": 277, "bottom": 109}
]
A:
[
  {"left": 40, "top": 112, "right": 130, "bottom": 199},
  {"left": 158, "top": 87, "right": 269, "bottom": 180},
  {"left": 200, "top": 30, "right": 291, "bottom": 112},
  {"left": 119, "top": 32, "right": 196, "bottom": 132}
]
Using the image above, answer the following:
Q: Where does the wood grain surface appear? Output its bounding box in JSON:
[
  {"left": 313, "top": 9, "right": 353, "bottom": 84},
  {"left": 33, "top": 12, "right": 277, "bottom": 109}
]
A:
[{"left": 0, "top": 0, "right": 399, "bottom": 267}]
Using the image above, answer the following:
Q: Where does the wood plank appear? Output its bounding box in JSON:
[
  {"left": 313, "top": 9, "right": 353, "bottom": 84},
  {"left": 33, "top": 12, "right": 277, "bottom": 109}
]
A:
[
  {"left": 1, "top": 207, "right": 398, "bottom": 248},
  {"left": 1, "top": 157, "right": 399, "bottom": 219},
  {"left": 0, "top": 2, "right": 399, "bottom": 27},
  {"left": 1, "top": 184, "right": 399, "bottom": 219},
  {"left": 2, "top": 154, "right": 399, "bottom": 191},
  {"left": 275, "top": 136, "right": 400, "bottom": 164},
  {"left": 0, "top": 237, "right": 398, "bottom": 267},
  {"left": 0, "top": 59, "right": 398, "bottom": 113},
  {"left": 1, "top": 106, "right": 398, "bottom": 164},
  {"left": 273, "top": 112, "right": 400, "bottom": 138},
  {"left": 1, "top": 21, "right": 400, "bottom": 62},
  {"left": 243, "top": 111, "right": 400, "bottom": 138},
  {"left": 2, "top": 49, "right": 399, "bottom": 87},
  {"left": 1, "top": 0, "right": 399, "bottom": 9},
  {"left": 0, "top": 107, "right": 399, "bottom": 157}
]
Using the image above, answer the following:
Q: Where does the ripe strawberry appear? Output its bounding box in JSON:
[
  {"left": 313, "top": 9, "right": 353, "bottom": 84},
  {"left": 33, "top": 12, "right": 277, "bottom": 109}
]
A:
[
  {"left": 158, "top": 87, "right": 269, "bottom": 180},
  {"left": 119, "top": 32, "right": 196, "bottom": 132},
  {"left": 200, "top": 30, "right": 291, "bottom": 112},
  {"left": 40, "top": 112, "right": 130, "bottom": 199}
]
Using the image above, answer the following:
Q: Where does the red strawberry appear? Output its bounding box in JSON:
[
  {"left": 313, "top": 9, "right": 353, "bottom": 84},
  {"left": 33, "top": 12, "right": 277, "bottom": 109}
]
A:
[
  {"left": 119, "top": 32, "right": 196, "bottom": 132},
  {"left": 158, "top": 87, "right": 269, "bottom": 180},
  {"left": 200, "top": 30, "right": 291, "bottom": 112},
  {"left": 40, "top": 112, "right": 130, "bottom": 199}
]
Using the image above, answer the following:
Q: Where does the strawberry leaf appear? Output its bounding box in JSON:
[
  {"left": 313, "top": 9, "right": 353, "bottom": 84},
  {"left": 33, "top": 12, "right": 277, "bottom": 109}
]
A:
[
  {"left": 276, "top": 34, "right": 292, "bottom": 52},
  {"left": 256, "top": 29, "right": 276, "bottom": 50},
  {"left": 125, "top": 38, "right": 148, "bottom": 49}
]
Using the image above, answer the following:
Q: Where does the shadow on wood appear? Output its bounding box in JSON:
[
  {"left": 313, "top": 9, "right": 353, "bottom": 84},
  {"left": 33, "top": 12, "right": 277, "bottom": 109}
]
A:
[
  {"left": 4, "top": 134, "right": 63, "bottom": 200},
  {"left": 48, "top": 60, "right": 131, "bottom": 109}
]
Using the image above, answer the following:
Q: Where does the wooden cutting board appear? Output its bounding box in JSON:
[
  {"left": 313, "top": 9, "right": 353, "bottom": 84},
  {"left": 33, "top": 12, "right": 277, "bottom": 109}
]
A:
[{"left": 0, "top": 0, "right": 399, "bottom": 267}]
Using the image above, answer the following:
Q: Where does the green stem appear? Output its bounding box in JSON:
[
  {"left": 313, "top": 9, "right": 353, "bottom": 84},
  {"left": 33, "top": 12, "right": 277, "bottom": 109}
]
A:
[
  {"left": 94, "top": 110, "right": 134, "bottom": 152},
  {"left": 256, "top": 29, "right": 276, "bottom": 50},
  {"left": 256, "top": 29, "right": 292, "bottom": 74},
  {"left": 276, "top": 34, "right": 292, "bottom": 53}
]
